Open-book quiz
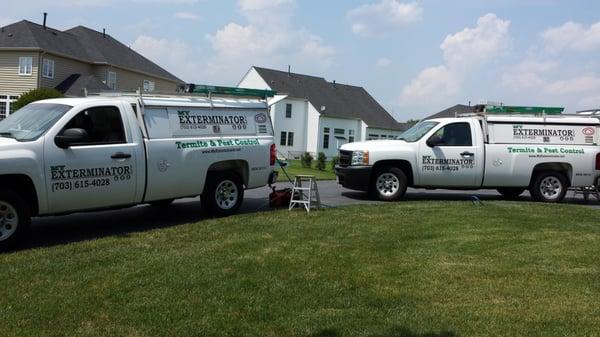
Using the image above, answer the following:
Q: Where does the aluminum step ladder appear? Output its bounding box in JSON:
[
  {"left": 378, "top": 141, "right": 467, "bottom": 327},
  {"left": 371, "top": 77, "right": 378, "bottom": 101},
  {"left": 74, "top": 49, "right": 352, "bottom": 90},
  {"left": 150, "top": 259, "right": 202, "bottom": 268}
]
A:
[{"left": 289, "top": 175, "right": 321, "bottom": 212}]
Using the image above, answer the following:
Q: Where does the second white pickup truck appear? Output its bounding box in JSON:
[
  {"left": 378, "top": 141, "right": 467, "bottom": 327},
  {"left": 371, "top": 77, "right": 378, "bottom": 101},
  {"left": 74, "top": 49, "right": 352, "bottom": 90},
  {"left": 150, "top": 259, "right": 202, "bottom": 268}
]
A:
[{"left": 335, "top": 106, "right": 600, "bottom": 203}]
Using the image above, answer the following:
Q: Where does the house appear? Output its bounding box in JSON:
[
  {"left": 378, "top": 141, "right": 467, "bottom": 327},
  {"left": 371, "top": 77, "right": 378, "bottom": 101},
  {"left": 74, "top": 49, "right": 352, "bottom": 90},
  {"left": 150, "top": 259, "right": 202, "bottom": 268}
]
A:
[
  {"left": 0, "top": 18, "right": 183, "bottom": 119},
  {"left": 424, "top": 104, "right": 475, "bottom": 120},
  {"left": 238, "top": 66, "right": 407, "bottom": 158}
]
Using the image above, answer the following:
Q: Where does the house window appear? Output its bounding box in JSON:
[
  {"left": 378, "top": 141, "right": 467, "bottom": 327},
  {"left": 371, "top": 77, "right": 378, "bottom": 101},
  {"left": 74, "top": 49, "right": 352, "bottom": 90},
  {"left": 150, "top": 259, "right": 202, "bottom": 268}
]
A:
[
  {"left": 285, "top": 103, "right": 292, "bottom": 118},
  {"left": 42, "top": 58, "right": 54, "bottom": 79},
  {"left": 0, "top": 95, "right": 18, "bottom": 120},
  {"left": 348, "top": 129, "right": 355, "bottom": 143},
  {"left": 368, "top": 134, "right": 378, "bottom": 140},
  {"left": 143, "top": 80, "right": 155, "bottom": 92},
  {"left": 280, "top": 131, "right": 294, "bottom": 146},
  {"left": 18, "top": 57, "right": 33, "bottom": 75},
  {"left": 323, "top": 127, "right": 330, "bottom": 149},
  {"left": 324, "top": 127, "right": 330, "bottom": 133},
  {"left": 334, "top": 128, "right": 344, "bottom": 135},
  {"left": 280, "top": 131, "right": 287, "bottom": 146},
  {"left": 107, "top": 71, "right": 117, "bottom": 90}
]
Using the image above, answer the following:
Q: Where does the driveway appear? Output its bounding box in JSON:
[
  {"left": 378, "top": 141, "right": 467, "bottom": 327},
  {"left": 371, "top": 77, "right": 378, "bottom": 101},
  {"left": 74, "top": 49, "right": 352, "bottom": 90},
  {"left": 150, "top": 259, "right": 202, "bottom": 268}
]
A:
[{"left": 24, "top": 180, "right": 600, "bottom": 250}]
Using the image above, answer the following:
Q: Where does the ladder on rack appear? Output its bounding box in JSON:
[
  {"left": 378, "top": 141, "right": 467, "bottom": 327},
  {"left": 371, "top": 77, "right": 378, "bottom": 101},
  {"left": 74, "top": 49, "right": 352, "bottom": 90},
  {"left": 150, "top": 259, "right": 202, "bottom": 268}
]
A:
[{"left": 289, "top": 175, "right": 321, "bottom": 212}]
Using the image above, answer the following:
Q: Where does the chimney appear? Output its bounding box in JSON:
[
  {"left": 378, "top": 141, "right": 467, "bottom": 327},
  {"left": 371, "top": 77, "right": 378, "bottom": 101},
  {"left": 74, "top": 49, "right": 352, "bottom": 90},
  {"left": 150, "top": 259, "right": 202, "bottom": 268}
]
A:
[
  {"left": 103, "top": 28, "right": 106, "bottom": 38},
  {"left": 333, "top": 80, "right": 336, "bottom": 88},
  {"left": 287, "top": 65, "right": 291, "bottom": 77},
  {"left": 43, "top": 12, "right": 47, "bottom": 30}
]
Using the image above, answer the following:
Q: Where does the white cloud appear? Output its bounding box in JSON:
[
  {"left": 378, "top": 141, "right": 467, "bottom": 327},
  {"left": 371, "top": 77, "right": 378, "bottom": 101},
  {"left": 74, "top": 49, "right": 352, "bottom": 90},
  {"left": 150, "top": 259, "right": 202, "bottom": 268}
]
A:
[
  {"left": 399, "top": 13, "right": 510, "bottom": 106},
  {"left": 542, "top": 21, "right": 600, "bottom": 53},
  {"left": 543, "top": 75, "right": 600, "bottom": 95},
  {"left": 502, "top": 58, "right": 558, "bottom": 90},
  {"left": 131, "top": 35, "right": 200, "bottom": 82},
  {"left": 347, "top": 0, "right": 422, "bottom": 37},
  {"left": 440, "top": 13, "right": 511, "bottom": 70},
  {"left": 375, "top": 57, "right": 392, "bottom": 68},
  {"left": 399, "top": 65, "right": 459, "bottom": 103},
  {"left": 238, "top": 0, "right": 293, "bottom": 11},
  {"left": 173, "top": 11, "right": 200, "bottom": 20}
]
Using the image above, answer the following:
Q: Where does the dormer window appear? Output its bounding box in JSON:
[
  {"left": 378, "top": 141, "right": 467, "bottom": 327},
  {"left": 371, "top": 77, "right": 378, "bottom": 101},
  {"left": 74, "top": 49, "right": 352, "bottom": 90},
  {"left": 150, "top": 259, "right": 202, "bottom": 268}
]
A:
[{"left": 42, "top": 58, "right": 55, "bottom": 79}]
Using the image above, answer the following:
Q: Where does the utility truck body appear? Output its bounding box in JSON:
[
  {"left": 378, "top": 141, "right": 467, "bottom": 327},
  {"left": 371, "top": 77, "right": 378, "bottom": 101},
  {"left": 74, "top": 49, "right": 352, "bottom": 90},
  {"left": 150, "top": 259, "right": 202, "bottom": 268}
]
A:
[
  {"left": 335, "top": 105, "right": 600, "bottom": 202},
  {"left": 0, "top": 86, "right": 277, "bottom": 248}
]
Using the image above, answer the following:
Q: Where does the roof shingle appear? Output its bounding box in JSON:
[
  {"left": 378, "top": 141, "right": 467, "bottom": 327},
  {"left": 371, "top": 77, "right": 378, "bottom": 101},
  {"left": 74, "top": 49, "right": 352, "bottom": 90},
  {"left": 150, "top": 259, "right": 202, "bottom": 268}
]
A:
[{"left": 253, "top": 67, "right": 406, "bottom": 131}]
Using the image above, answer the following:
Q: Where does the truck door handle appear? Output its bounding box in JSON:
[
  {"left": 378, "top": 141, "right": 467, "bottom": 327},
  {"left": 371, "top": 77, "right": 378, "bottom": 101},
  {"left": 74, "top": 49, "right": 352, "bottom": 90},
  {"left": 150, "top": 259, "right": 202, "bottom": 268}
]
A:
[
  {"left": 111, "top": 152, "right": 131, "bottom": 159},
  {"left": 460, "top": 151, "right": 474, "bottom": 157}
]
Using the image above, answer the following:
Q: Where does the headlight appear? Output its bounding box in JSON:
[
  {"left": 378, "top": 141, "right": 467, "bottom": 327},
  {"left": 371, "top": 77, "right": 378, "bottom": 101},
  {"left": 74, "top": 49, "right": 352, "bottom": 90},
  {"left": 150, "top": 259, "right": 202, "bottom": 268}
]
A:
[{"left": 351, "top": 150, "right": 369, "bottom": 166}]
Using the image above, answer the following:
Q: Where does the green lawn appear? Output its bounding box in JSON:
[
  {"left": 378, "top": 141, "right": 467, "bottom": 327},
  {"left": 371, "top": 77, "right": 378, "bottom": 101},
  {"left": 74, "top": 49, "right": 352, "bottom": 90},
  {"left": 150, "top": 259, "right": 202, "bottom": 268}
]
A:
[
  {"left": 1, "top": 201, "right": 600, "bottom": 337},
  {"left": 276, "top": 159, "right": 337, "bottom": 182}
]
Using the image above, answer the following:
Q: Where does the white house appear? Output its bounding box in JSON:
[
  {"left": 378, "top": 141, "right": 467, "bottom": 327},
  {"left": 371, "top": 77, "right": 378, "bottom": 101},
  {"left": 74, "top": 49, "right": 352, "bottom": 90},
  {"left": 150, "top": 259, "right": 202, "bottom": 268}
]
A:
[{"left": 238, "top": 66, "right": 406, "bottom": 159}]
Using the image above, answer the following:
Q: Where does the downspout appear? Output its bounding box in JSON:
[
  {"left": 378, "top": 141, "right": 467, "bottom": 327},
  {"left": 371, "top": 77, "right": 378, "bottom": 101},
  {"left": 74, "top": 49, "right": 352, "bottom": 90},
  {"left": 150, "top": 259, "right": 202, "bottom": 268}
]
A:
[{"left": 37, "top": 51, "right": 46, "bottom": 89}]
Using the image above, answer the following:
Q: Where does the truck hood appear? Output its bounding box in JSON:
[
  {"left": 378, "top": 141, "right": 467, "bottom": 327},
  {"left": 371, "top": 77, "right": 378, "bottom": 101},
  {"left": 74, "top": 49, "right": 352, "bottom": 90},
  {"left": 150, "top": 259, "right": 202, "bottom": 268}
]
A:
[
  {"left": 340, "top": 139, "right": 406, "bottom": 151},
  {"left": 0, "top": 137, "right": 18, "bottom": 146}
]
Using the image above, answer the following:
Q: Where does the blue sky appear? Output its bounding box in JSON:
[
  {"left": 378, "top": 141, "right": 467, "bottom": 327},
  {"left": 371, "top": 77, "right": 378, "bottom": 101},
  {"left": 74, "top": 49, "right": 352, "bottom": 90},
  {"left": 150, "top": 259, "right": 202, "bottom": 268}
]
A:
[{"left": 4, "top": 0, "right": 600, "bottom": 120}]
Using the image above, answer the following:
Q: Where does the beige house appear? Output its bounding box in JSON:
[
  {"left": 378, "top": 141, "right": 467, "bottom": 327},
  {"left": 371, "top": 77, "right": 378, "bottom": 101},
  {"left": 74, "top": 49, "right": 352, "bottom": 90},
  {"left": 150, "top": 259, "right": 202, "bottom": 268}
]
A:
[{"left": 0, "top": 19, "right": 184, "bottom": 119}]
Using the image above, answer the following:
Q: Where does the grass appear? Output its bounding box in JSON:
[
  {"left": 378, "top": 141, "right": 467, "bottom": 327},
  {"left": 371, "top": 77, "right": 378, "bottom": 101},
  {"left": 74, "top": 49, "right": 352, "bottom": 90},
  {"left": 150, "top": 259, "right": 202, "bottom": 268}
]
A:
[
  {"left": 276, "top": 159, "right": 336, "bottom": 182},
  {"left": 1, "top": 201, "right": 600, "bottom": 337}
]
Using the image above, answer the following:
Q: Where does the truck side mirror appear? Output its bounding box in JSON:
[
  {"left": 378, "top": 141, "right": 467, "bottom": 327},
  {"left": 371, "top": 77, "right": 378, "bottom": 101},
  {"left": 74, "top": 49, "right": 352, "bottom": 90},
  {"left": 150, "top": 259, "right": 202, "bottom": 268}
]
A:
[
  {"left": 55, "top": 128, "right": 89, "bottom": 148},
  {"left": 426, "top": 135, "right": 444, "bottom": 147}
]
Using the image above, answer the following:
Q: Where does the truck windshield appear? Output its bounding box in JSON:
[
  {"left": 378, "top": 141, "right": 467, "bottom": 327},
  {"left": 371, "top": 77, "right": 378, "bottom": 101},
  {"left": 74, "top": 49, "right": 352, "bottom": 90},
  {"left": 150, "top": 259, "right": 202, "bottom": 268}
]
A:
[
  {"left": 397, "top": 121, "right": 439, "bottom": 142},
  {"left": 0, "top": 103, "right": 72, "bottom": 141}
]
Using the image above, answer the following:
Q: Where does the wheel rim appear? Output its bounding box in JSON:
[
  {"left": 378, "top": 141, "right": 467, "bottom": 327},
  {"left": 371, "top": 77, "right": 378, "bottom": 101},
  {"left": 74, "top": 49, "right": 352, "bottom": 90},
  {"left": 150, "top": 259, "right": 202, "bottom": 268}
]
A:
[
  {"left": 0, "top": 201, "right": 19, "bottom": 242},
  {"left": 539, "top": 176, "right": 563, "bottom": 200},
  {"left": 215, "top": 180, "right": 239, "bottom": 210},
  {"left": 376, "top": 173, "right": 400, "bottom": 197}
]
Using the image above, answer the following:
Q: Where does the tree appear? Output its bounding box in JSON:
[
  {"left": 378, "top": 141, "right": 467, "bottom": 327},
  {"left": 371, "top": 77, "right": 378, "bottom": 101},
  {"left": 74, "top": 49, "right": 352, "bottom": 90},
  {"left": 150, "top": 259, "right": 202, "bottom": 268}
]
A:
[
  {"left": 405, "top": 119, "right": 420, "bottom": 128},
  {"left": 300, "top": 152, "right": 313, "bottom": 168},
  {"left": 12, "top": 88, "right": 64, "bottom": 111},
  {"left": 316, "top": 152, "right": 326, "bottom": 171}
]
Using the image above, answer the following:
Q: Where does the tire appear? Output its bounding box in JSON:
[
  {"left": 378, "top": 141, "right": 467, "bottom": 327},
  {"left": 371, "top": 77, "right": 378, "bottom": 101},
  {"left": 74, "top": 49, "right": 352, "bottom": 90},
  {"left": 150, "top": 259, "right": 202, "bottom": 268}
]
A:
[
  {"left": 149, "top": 199, "right": 175, "bottom": 207},
  {"left": 0, "top": 189, "right": 31, "bottom": 250},
  {"left": 370, "top": 167, "right": 407, "bottom": 201},
  {"left": 497, "top": 187, "right": 526, "bottom": 199},
  {"left": 201, "top": 171, "right": 244, "bottom": 217},
  {"left": 530, "top": 171, "right": 568, "bottom": 203}
]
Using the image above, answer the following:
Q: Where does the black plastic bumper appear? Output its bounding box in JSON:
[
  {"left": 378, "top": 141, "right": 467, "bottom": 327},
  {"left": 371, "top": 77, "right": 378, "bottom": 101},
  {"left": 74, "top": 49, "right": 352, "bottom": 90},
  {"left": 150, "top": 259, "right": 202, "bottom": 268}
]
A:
[{"left": 334, "top": 165, "right": 372, "bottom": 191}]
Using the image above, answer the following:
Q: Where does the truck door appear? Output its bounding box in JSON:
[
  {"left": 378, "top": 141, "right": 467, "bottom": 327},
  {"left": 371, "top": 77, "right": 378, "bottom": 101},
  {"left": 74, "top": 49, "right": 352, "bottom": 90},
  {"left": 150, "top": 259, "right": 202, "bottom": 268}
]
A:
[
  {"left": 417, "top": 121, "right": 484, "bottom": 187},
  {"left": 44, "top": 105, "right": 138, "bottom": 213}
]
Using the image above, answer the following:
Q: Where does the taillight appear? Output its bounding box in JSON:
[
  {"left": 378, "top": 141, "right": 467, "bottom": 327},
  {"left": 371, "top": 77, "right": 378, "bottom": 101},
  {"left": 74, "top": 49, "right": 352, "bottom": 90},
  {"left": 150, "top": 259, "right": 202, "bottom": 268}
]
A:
[
  {"left": 596, "top": 153, "right": 600, "bottom": 170},
  {"left": 270, "top": 144, "right": 277, "bottom": 166}
]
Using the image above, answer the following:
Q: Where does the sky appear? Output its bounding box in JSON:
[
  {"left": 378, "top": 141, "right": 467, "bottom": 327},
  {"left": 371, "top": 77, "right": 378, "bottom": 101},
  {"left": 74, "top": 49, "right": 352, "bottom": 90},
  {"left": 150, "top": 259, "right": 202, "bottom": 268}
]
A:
[{"left": 3, "top": 0, "right": 600, "bottom": 121}]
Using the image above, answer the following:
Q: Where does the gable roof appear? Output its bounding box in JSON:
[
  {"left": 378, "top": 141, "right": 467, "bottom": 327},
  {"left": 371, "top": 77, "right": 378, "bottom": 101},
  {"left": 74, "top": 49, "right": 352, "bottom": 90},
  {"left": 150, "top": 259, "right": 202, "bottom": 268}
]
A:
[
  {"left": 252, "top": 66, "right": 406, "bottom": 131},
  {"left": 424, "top": 104, "right": 475, "bottom": 120},
  {"left": 0, "top": 20, "right": 182, "bottom": 83}
]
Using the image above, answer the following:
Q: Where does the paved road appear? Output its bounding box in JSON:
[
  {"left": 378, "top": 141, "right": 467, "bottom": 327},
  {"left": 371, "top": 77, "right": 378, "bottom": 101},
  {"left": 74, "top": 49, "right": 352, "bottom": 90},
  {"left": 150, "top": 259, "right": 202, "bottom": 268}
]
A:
[{"left": 24, "top": 180, "right": 599, "bottom": 250}]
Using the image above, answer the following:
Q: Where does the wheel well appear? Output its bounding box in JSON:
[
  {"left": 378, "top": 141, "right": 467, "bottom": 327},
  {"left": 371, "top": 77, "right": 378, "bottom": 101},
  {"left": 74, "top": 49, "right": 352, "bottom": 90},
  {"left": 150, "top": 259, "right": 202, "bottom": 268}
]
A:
[
  {"left": 372, "top": 160, "right": 414, "bottom": 186},
  {"left": 530, "top": 163, "right": 572, "bottom": 187},
  {"left": 207, "top": 160, "right": 249, "bottom": 186},
  {"left": 0, "top": 174, "right": 39, "bottom": 216}
]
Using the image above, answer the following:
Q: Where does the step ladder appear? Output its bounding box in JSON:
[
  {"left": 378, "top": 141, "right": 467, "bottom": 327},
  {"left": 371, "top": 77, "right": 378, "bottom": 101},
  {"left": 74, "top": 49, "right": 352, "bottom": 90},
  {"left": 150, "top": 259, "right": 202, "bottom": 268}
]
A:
[{"left": 289, "top": 175, "right": 321, "bottom": 212}]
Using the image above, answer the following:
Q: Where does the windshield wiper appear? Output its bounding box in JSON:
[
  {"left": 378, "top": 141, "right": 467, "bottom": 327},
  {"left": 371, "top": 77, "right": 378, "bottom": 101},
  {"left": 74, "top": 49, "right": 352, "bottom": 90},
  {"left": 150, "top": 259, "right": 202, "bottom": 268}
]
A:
[{"left": 0, "top": 132, "right": 15, "bottom": 139}]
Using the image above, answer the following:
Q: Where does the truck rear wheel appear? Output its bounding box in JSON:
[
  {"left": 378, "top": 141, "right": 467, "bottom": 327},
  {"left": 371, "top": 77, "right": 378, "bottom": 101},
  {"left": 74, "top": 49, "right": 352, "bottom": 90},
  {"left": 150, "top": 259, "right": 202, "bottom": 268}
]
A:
[
  {"left": 530, "top": 171, "right": 568, "bottom": 203},
  {"left": 497, "top": 188, "right": 525, "bottom": 199},
  {"left": 371, "top": 167, "right": 407, "bottom": 201},
  {"left": 0, "top": 189, "right": 31, "bottom": 250},
  {"left": 202, "top": 172, "right": 244, "bottom": 217}
]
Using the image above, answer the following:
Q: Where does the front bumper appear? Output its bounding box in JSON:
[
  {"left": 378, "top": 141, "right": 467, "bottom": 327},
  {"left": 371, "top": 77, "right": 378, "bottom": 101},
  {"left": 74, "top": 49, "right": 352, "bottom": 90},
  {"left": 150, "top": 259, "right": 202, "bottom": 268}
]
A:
[{"left": 334, "top": 165, "right": 372, "bottom": 191}]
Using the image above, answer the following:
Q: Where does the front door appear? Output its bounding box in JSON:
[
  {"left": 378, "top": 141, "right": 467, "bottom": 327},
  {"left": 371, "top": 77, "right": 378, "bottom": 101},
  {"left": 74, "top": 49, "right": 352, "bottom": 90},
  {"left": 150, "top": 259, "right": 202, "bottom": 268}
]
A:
[
  {"left": 417, "top": 121, "right": 483, "bottom": 187},
  {"left": 44, "top": 105, "right": 138, "bottom": 213}
]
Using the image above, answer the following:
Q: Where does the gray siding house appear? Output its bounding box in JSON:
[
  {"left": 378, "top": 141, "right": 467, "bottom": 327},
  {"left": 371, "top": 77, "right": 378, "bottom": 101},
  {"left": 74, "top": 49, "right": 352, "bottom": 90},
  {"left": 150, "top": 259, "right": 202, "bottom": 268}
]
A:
[{"left": 0, "top": 20, "right": 183, "bottom": 119}]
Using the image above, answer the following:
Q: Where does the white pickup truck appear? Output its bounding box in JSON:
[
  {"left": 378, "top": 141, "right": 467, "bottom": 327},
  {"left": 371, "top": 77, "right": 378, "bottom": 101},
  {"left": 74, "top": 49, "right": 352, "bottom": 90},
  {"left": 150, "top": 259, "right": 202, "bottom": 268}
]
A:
[
  {"left": 0, "top": 87, "right": 278, "bottom": 248},
  {"left": 335, "top": 107, "right": 600, "bottom": 203}
]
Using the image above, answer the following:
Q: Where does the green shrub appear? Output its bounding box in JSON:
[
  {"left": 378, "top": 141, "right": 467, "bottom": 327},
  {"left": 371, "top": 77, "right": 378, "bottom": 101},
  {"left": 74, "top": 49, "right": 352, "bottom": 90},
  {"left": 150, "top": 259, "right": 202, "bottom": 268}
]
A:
[
  {"left": 300, "top": 152, "right": 313, "bottom": 168},
  {"left": 316, "top": 152, "right": 327, "bottom": 171},
  {"left": 12, "top": 88, "right": 64, "bottom": 111},
  {"left": 330, "top": 156, "right": 339, "bottom": 171}
]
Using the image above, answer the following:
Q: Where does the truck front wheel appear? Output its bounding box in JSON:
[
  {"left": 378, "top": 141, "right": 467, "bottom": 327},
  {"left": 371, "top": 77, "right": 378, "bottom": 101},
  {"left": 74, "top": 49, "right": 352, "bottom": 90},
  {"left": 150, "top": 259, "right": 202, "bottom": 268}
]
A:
[
  {"left": 0, "top": 189, "right": 31, "bottom": 250},
  {"left": 371, "top": 167, "right": 407, "bottom": 201},
  {"left": 202, "top": 172, "right": 244, "bottom": 217},
  {"left": 530, "top": 171, "right": 568, "bottom": 203}
]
